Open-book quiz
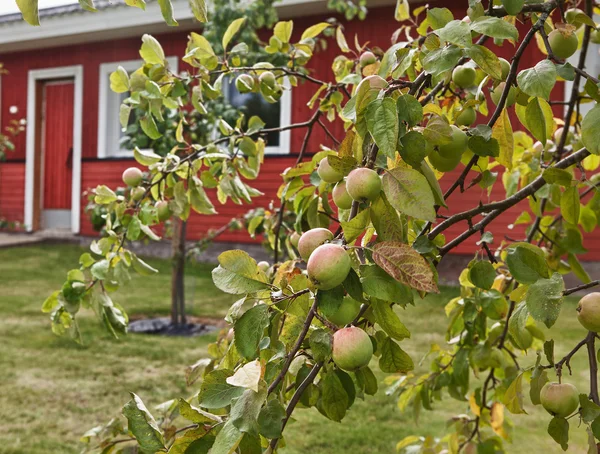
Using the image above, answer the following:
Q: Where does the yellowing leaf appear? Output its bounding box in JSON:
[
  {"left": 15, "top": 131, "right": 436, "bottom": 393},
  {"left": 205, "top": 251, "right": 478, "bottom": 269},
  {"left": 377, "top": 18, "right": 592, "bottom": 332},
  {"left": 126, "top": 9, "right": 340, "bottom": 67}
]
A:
[
  {"left": 222, "top": 18, "right": 246, "bottom": 51},
  {"left": 492, "top": 108, "right": 514, "bottom": 170},
  {"left": 300, "top": 22, "right": 330, "bottom": 41},
  {"left": 16, "top": 0, "right": 40, "bottom": 26},
  {"left": 226, "top": 360, "right": 263, "bottom": 392}
]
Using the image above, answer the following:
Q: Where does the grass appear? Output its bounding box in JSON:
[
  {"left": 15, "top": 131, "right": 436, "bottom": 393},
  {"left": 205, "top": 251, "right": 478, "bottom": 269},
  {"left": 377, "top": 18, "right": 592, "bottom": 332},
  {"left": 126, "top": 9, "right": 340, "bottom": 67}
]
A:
[{"left": 0, "top": 244, "right": 591, "bottom": 453}]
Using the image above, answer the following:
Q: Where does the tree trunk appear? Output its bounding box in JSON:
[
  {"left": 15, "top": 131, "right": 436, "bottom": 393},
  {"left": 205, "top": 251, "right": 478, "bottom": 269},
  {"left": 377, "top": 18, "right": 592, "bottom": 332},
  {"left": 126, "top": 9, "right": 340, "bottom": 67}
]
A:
[{"left": 170, "top": 217, "right": 187, "bottom": 326}]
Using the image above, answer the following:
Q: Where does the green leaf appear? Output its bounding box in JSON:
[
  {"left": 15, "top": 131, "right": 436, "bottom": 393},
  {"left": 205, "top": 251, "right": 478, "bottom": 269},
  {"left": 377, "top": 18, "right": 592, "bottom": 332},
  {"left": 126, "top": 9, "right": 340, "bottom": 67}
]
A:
[
  {"left": 582, "top": 105, "right": 600, "bottom": 155},
  {"left": 125, "top": 0, "right": 147, "bottom": 10},
  {"left": 157, "top": 0, "right": 177, "bottom": 26},
  {"left": 16, "top": 0, "right": 40, "bottom": 26},
  {"left": 434, "top": 20, "right": 472, "bottom": 47},
  {"left": 366, "top": 98, "right": 399, "bottom": 158},
  {"left": 222, "top": 18, "right": 246, "bottom": 51},
  {"left": 371, "top": 299, "right": 410, "bottom": 340},
  {"left": 211, "top": 420, "right": 243, "bottom": 454},
  {"left": 561, "top": 186, "right": 581, "bottom": 225},
  {"left": 469, "top": 260, "right": 496, "bottom": 290},
  {"left": 258, "top": 399, "right": 286, "bottom": 439},
  {"left": 309, "top": 329, "right": 332, "bottom": 362},
  {"left": 530, "top": 366, "right": 548, "bottom": 405},
  {"left": 341, "top": 207, "right": 370, "bottom": 243},
  {"left": 470, "top": 17, "right": 519, "bottom": 41},
  {"left": 382, "top": 167, "right": 436, "bottom": 222},
  {"left": 399, "top": 131, "right": 428, "bottom": 168},
  {"left": 396, "top": 94, "right": 423, "bottom": 127},
  {"left": 422, "top": 45, "right": 463, "bottom": 75},
  {"left": 190, "top": 0, "right": 207, "bottom": 22},
  {"left": 132, "top": 255, "right": 158, "bottom": 276},
  {"left": 423, "top": 115, "right": 453, "bottom": 145},
  {"left": 234, "top": 305, "right": 270, "bottom": 360},
  {"left": 506, "top": 244, "right": 549, "bottom": 284},
  {"left": 427, "top": 7, "right": 454, "bottom": 30},
  {"left": 317, "top": 286, "right": 345, "bottom": 319},
  {"left": 580, "top": 395, "right": 600, "bottom": 423},
  {"left": 94, "top": 185, "right": 117, "bottom": 204},
  {"left": 212, "top": 250, "right": 270, "bottom": 295},
  {"left": 300, "top": 22, "right": 330, "bottom": 41},
  {"left": 372, "top": 242, "right": 438, "bottom": 293},
  {"left": 517, "top": 60, "right": 557, "bottom": 100},
  {"left": 198, "top": 370, "right": 245, "bottom": 409},
  {"left": 78, "top": 0, "right": 97, "bottom": 12},
  {"left": 360, "top": 265, "right": 414, "bottom": 306},
  {"left": 508, "top": 301, "right": 531, "bottom": 349},
  {"left": 525, "top": 97, "right": 554, "bottom": 144},
  {"left": 91, "top": 259, "right": 110, "bottom": 280},
  {"left": 140, "top": 115, "right": 162, "bottom": 140},
  {"left": 140, "top": 34, "right": 166, "bottom": 65},
  {"left": 371, "top": 193, "right": 405, "bottom": 243},
  {"left": 543, "top": 168, "right": 572, "bottom": 187},
  {"left": 379, "top": 337, "right": 414, "bottom": 373},
  {"left": 526, "top": 273, "right": 564, "bottom": 328},
  {"left": 548, "top": 417, "right": 569, "bottom": 451},
  {"left": 320, "top": 371, "right": 348, "bottom": 422},
  {"left": 229, "top": 386, "right": 267, "bottom": 436},
  {"left": 122, "top": 393, "right": 165, "bottom": 452},
  {"left": 467, "top": 45, "right": 502, "bottom": 79},
  {"left": 178, "top": 399, "right": 221, "bottom": 424},
  {"left": 503, "top": 372, "right": 527, "bottom": 414}
]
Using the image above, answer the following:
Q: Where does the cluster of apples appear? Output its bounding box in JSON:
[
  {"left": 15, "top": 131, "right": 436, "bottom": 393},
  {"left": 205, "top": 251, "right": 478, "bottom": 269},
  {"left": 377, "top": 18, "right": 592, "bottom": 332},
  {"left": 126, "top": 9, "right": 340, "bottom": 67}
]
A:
[
  {"left": 537, "top": 293, "right": 600, "bottom": 418},
  {"left": 122, "top": 167, "right": 170, "bottom": 221}
]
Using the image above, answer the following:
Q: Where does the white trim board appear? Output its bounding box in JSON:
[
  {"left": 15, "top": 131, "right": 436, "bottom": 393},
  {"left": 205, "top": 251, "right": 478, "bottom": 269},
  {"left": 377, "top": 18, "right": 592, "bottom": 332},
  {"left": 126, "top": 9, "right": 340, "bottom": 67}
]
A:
[
  {"left": 24, "top": 65, "right": 83, "bottom": 234},
  {"left": 97, "top": 56, "right": 179, "bottom": 159}
]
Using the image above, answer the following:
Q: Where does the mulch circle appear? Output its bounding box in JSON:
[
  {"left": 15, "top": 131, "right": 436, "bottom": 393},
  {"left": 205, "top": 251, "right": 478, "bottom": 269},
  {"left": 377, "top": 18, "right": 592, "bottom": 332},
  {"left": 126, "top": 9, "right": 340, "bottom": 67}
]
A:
[{"left": 127, "top": 315, "right": 227, "bottom": 337}]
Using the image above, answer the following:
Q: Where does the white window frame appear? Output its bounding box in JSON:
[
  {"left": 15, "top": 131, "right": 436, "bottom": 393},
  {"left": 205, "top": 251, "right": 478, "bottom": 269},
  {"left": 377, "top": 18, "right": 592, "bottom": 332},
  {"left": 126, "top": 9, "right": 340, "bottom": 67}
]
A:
[
  {"left": 97, "top": 57, "right": 179, "bottom": 158},
  {"left": 223, "top": 76, "right": 292, "bottom": 155},
  {"left": 565, "top": 16, "right": 600, "bottom": 119}
]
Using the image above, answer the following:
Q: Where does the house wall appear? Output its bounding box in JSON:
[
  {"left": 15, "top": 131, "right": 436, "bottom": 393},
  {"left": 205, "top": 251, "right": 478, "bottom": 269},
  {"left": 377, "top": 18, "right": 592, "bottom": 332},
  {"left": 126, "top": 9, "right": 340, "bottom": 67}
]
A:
[{"left": 1, "top": 4, "right": 599, "bottom": 258}]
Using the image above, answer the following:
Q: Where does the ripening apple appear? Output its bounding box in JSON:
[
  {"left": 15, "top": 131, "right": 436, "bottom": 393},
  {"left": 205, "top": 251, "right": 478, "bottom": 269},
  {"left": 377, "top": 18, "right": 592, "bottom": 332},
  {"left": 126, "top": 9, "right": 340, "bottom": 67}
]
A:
[
  {"left": 548, "top": 29, "right": 579, "bottom": 59},
  {"left": 346, "top": 168, "right": 381, "bottom": 202},
  {"left": 326, "top": 296, "right": 362, "bottom": 326},
  {"left": 540, "top": 382, "right": 580, "bottom": 417},
  {"left": 452, "top": 65, "right": 476, "bottom": 88},
  {"left": 490, "top": 82, "right": 517, "bottom": 107},
  {"left": 532, "top": 140, "right": 554, "bottom": 153},
  {"left": 577, "top": 292, "right": 600, "bottom": 332},
  {"left": 122, "top": 167, "right": 143, "bottom": 187},
  {"left": 156, "top": 200, "right": 171, "bottom": 222},
  {"left": 332, "top": 326, "right": 373, "bottom": 371},
  {"left": 307, "top": 243, "right": 351, "bottom": 290},
  {"left": 298, "top": 228, "right": 334, "bottom": 261},
  {"left": 359, "top": 51, "right": 377, "bottom": 68},
  {"left": 455, "top": 107, "right": 476, "bottom": 127},
  {"left": 130, "top": 186, "right": 145, "bottom": 202},
  {"left": 553, "top": 127, "right": 573, "bottom": 144},
  {"left": 499, "top": 57, "right": 511, "bottom": 80},
  {"left": 290, "top": 231, "right": 301, "bottom": 248},
  {"left": 332, "top": 180, "right": 353, "bottom": 210},
  {"left": 235, "top": 74, "right": 255, "bottom": 93},
  {"left": 257, "top": 261, "right": 270, "bottom": 273},
  {"left": 317, "top": 157, "right": 344, "bottom": 183}
]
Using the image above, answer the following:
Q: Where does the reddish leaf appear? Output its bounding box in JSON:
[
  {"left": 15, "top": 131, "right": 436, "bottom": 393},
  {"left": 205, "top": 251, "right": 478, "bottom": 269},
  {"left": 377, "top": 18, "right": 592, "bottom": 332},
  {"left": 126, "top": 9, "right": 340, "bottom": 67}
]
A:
[{"left": 372, "top": 242, "right": 439, "bottom": 293}]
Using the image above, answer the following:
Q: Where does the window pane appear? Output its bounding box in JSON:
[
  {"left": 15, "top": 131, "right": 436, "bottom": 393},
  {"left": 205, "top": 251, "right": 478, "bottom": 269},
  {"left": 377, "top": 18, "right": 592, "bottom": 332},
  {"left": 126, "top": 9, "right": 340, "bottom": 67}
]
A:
[{"left": 228, "top": 80, "right": 281, "bottom": 146}]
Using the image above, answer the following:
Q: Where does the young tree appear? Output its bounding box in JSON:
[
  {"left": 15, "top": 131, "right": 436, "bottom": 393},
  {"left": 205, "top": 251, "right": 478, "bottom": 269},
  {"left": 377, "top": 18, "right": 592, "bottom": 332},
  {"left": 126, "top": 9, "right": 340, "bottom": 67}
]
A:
[{"left": 21, "top": 0, "right": 600, "bottom": 451}]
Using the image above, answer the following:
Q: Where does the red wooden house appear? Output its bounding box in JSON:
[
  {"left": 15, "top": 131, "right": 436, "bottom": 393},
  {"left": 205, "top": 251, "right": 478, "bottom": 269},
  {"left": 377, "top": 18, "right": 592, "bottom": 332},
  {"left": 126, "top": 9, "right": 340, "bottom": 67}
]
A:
[{"left": 0, "top": 0, "right": 598, "bottom": 258}]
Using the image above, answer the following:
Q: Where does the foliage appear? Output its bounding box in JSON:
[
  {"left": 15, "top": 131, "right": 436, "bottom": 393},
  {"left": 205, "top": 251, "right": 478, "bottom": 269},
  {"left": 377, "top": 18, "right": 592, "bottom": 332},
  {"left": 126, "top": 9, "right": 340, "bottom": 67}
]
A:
[{"left": 15, "top": 0, "right": 600, "bottom": 452}]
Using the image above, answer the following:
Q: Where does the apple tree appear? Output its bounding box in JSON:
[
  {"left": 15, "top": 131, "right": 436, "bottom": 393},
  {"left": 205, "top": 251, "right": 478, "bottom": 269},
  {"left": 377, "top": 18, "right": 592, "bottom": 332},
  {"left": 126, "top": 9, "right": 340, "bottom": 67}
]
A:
[{"left": 15, "top": 0, "right": 600, "bottom": 451}]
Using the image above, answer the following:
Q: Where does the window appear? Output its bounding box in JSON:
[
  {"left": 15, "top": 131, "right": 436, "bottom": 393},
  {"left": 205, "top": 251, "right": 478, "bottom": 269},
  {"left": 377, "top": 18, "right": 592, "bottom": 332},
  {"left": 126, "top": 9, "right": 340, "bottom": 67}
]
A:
[
  {"left": 565, "top": 16, "right": 600, "bottom": 119},
  {"left": 223, "top": 76, "right": 292, "bottom": 155},
  {"left": 97, "top": 57, "right": 178, "bottom": 158}
]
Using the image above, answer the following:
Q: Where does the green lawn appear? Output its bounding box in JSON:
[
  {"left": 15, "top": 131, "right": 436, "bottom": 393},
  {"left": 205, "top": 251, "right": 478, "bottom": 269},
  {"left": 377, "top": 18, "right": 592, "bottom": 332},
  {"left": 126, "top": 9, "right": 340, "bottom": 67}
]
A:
[{"left": 0, "top": 244, "right": 591, "bottom": 453}]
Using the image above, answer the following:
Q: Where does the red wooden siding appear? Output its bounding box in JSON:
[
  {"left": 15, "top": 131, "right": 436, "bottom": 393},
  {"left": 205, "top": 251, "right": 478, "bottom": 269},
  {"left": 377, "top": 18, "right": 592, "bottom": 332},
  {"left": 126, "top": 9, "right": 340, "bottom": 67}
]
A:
[
  {"left": 1, "top": 3, "right": 599, "bottom": 259},
  {"left": 0, "top": 162, "right": 25, "bottom": 224},
  {"left": 42, "top": 81, "right": 74, "bottom": 210}
]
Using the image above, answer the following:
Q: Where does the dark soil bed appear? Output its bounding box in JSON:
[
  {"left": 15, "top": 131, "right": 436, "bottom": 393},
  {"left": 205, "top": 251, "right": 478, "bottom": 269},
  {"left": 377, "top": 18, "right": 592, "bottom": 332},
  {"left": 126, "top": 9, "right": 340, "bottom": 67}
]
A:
[{"left": 128, "top": 316, "right": 226, "bottom": 337}]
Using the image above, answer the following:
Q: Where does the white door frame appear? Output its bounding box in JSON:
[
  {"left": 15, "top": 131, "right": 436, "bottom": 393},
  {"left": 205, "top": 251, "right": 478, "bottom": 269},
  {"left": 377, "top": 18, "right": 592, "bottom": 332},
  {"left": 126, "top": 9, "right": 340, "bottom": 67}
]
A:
[{"left": 24, "top": 65, "right": 83, "bottom": 234}]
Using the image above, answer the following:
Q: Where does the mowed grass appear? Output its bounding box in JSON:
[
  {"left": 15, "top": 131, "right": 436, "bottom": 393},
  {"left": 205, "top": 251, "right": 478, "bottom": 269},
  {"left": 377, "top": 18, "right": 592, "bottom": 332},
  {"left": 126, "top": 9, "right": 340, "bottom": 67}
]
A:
[{"left": 0, "top": 244, "right": 591, "bottom": 453}]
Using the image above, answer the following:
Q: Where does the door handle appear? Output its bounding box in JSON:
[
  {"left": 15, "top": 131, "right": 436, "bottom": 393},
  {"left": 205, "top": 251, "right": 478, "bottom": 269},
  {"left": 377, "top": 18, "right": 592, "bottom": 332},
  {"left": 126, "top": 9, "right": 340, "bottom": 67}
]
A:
[{"left": 66, "top": 147, "right": 73, "bottom": 169}]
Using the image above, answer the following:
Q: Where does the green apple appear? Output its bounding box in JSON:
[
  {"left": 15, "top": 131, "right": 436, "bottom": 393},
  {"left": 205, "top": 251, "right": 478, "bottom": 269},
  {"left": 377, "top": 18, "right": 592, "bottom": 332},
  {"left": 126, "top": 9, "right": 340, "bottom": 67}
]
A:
[
  {"left": 317, "top": 158, "right": 344, "bottom": 183},
  {"left": 490, "top": 82, "right": 517, "bottom": 107},
  {"left": 332, "top": 180, "right": 353, "bottom": 210},
  {"left": 332, "top": 326, "right": 373, "bottom": 371},
  {"left": 549, "top": 29, "right": 579, "bottom": 59},
  {"left": 455, "top": 107, "right": 476, "bottom": 127},
  {"left": 577, "top": 292, "right": 600, "bottom": 332},
  {"left": 326, "top": 296, "right": 362, "bottom": 326},
  {"left": 122, "top": 167, "right": 143, "bottom": 187},
  {"left": 452, "top": 65, "right": 476, "bottom": 88},
  {"left": 540, "top": 382, "right": 580, "bottom": 417},
  {"left": 345, "top": 168, "right": 381, "bottom": 201},
  {"left": 359, "top": 51, "right": 377, "bottom": 68}
]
